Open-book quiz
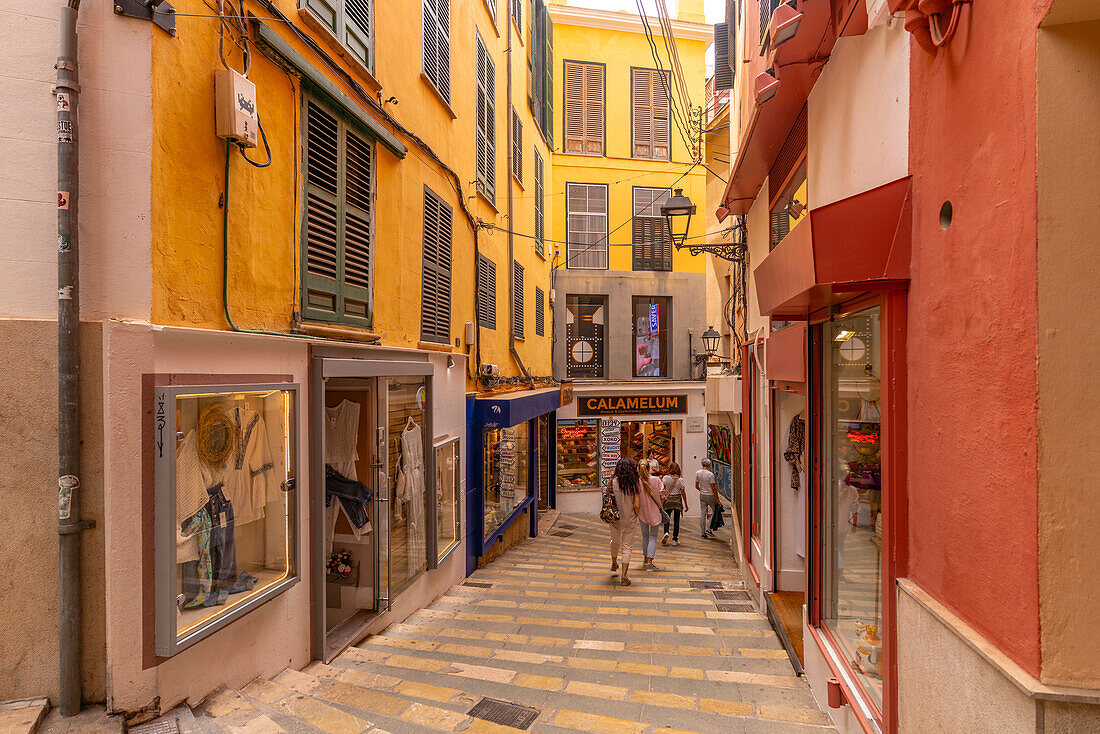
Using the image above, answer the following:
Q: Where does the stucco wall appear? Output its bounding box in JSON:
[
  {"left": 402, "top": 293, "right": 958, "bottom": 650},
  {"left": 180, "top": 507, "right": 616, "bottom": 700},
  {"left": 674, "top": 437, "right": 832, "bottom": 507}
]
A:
[
  {"left": 0, "top": 320, "right": 107, "bottom": 705},
  {"left": 906, "top": 0, "right": 1043, "bottom": 677},
  {"left": 0, "top": 1, "right": 152, "bottom": 321},
  {"left": 807, "top": 19, "right": 908, "bottom": 209},
  {"left": 151, "top": 0, "right": 552, "bottom": 383},
  {"left": 1036, "top": 15, "right": 1100, "bottom": 688},
  {"left": 551, "top": 270, "right": 705, "bottom": 381}
]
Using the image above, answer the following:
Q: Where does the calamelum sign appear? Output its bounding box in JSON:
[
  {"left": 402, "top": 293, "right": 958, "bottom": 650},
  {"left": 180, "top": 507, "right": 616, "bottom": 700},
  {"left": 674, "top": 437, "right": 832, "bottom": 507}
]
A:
[{"left": 577, "top": 394, "right": 688, "bottom": 416}]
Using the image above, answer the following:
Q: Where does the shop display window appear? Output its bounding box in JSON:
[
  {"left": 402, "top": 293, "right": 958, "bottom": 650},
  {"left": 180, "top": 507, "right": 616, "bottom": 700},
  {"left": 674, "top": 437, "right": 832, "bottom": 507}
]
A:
[
  {"left": 821, "top": 305, "right": 883, "bottom": 709},
  {"left": 556, "top": 419, "right": 598, "bottom": 491},
  {"left": 435, "top": 437, "right": 460, "bottom": 564},
  {"left": 153, "top": 383, "right": 298, "bottom": 656},
  {"left": 632, "top": 296, "right": 670, "bottom": 378},
  {"left": 566, "top": 295, "right": 607, "bottom": 379},
  {"left": 386, "top": 377, "right": 429, "bottom": 600},
  {"left": 484, "top": 423, "right": 530, "bottom": 537}
]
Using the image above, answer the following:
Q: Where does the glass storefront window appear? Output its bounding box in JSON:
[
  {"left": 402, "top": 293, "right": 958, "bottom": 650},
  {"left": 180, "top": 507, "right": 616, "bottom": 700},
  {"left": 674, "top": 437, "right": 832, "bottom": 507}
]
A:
[
  {"left": 387, "top": 376, "right": 429, "bottom": 599},
  {"left": 633, "top": 296, "right": 670, "bottom": 377},
  {"left": 566, "top": 295, "right": 607, "bottom": 378},
  {"left": 821, "top": 305, "right": 883, "bottom": 709},
  {"left": 556, "top": 419, "right": 598, "bottom": 491},
  {"left": 484, "top": 423, "right": 529, "bottom": 537},
  {"left": 154, "top": 383, "right": 297, "bottom": 655},
  {"left": 435, "top": 438, "right": 460, "bottom": 563}
]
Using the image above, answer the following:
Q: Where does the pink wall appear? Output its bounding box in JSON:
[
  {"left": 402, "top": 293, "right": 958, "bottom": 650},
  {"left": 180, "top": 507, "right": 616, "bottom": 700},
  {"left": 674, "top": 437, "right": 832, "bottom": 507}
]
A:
[{"left": 906, "top": 2, "right": 1045, "bottom": 677}]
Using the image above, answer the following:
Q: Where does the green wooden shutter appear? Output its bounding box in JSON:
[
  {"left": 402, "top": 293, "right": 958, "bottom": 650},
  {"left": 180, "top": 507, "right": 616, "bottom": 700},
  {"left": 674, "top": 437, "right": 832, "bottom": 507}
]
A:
[
  {"left": 542, "top": 4, "right": 553, "bottom": 148},
  {"left": 533, "top": 148, "right": 544, "bottom": 255},
  {"left": 342, "top": 127, "right": 373, "bottom": 326},
  {"left": 535, "top": 286, "right": 545, "bottom": 337},
  {"left": 476, "top": 35, "right": 496, "bottom": 202},
  {"left": 299, "top": 0, "right": 373, "bottom": 73},
  {"left": 512, "top": 260, "right": 525, "bottom": 339},
  {"left": 477, "top": 254, "right": 497, "bottom": 329},
  {"left": 303, "top": 100, "right": 341, "bottom": 322}
]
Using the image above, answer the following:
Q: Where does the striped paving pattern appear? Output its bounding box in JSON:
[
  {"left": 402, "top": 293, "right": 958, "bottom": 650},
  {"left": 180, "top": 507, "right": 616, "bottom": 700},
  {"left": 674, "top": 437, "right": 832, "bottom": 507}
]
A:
[{"left": 187, "top": 514, "right": 835, "bottom": 733}]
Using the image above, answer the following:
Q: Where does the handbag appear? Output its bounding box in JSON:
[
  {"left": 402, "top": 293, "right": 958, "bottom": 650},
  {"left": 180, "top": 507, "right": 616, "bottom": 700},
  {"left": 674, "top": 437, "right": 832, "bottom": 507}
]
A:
[
  {"left": 662, "top": 478, "right": 685, "bottom": 512},
  {"left": 600, "top": 481, "right": 620, "bottom": 524}
]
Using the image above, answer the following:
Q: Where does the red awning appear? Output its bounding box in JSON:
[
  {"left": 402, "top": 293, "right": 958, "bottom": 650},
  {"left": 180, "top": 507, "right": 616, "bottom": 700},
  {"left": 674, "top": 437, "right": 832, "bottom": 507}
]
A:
[
  {"left": 753, "top": 176, "right": 912, "bottom": 317},
  {"left": 766, "top": 322, "right": 807, "bottom": 383}
]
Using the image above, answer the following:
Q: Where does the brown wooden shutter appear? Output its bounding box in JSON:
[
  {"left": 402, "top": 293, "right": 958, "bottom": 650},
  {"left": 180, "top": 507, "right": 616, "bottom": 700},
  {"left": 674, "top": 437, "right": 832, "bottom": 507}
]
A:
[
  {"left": 512, "top": 261, "right": 525, "bottom": 339},
  {"left": 476, "top": 35, "right": 496, "bottom": 201},
  {"left": 477, "top": 254, "right": 497, "bottom": 329},
  {"left": 564, "top": 61, "right": 585, "bottom": 153},
  {"left": 633, "top": 68, "right": 653, "bottom": 158},
  {"left": 585, "top": 63, "right": 604, "bottom": 154},
  {"left": 421, "top": 187, "right": 452, "bottom": 343},
  {"left": 651, "top": 70, "right": 671, "bottom": 160}
]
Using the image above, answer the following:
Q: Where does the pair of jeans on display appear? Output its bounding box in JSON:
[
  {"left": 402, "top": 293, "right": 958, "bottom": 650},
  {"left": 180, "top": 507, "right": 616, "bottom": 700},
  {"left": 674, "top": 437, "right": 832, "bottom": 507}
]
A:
[
  {"left": 179, "top": 485, "right": 258, "bottom": 610},
  {"left": 325, "top": 465, "right": 375, "bottom": 531}
]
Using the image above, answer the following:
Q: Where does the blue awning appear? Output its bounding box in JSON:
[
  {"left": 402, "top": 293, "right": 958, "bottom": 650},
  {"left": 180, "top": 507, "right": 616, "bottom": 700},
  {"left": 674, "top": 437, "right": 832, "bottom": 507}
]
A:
[{"left": 473, "top": 387, "right": 562, "bottom": 428}]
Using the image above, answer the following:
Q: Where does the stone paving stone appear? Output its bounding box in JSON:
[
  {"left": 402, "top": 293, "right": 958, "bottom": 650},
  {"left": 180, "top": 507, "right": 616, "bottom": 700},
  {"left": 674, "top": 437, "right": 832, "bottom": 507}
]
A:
[{"left": 194, "top": 513, "right": 835, "bottom": 733}]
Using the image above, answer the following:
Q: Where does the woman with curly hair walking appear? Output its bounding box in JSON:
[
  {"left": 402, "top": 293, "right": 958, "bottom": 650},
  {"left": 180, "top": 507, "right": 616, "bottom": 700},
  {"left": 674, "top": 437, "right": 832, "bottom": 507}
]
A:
[{"left": 609, "top": 458, "right": 642, "bottom": 586}]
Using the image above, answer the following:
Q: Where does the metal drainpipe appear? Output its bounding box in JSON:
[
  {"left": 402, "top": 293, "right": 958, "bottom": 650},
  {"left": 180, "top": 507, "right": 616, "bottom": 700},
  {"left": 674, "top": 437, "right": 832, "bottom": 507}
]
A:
[
  {"left": 506, "top": 0, "right": 533, "bottom": 386},
  {"left": 57, "top": 0, "right": 87, "bottom": 717}
]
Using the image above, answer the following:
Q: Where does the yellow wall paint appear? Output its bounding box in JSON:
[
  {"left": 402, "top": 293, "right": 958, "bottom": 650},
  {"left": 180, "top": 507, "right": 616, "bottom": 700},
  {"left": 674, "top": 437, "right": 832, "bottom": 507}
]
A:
[
  {"left": 152, "top": 0, "right": 553, "bottom": 384},
  {"left": 548, "top": 11, "right": 708, "bottom": 274}
]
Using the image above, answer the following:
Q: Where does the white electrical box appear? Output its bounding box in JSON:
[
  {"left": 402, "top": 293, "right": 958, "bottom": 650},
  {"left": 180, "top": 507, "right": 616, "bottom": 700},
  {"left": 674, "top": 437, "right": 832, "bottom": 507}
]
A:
[
  {"left": 706, "top": 374, "right": 743, "bottom": 414},
  {"left": 215, "top": 69, "right": 258, "bottom": 148}
]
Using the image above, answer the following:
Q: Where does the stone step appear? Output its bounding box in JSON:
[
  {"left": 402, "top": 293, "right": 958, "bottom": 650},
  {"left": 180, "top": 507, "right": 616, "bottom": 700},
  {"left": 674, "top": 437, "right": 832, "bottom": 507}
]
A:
[
  {"left": 36, "top": 705, "right": 124, "bottom": 734},
  {"left": 0, "top": 699, "right": 49, "bottom": 734}
]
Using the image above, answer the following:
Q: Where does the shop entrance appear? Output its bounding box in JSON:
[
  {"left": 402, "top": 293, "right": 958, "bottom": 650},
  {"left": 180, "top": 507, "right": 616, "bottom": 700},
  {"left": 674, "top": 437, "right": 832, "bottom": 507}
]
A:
[
  {"left": 311, "top": 359, "right": 433, "bottom": 662},
  {"left": 619, "top": 420, "right": 678, "bottom": 467},
  {"left": 768, "top": 388, "right": 807, "bottom": 667}
]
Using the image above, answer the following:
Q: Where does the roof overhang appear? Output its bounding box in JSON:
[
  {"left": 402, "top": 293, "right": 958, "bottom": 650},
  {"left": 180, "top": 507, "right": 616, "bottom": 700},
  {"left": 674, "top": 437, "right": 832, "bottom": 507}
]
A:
[
  {"left": 753, "top": 176, "right": 912, "bottom": 317},
  {"left": 720, "top": 0, "right": 869, "bottom": 215}
]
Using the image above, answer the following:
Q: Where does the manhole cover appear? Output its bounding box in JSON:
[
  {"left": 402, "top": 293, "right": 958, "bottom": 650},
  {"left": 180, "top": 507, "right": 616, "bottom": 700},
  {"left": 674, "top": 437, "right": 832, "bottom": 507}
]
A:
[
  {"left": 712, "top": 590, "right": 751, "bottom": 601},
  {"left": 463, "top": 581, "right": 493, "bottom": 588},
  {"left": 468, "top": 697, "right": 540, "bottom": 730},
  {"left": 715, "top": 602, "right": 755, "bottom": 612},
  {"left": 129, "top": 721, "right": 179, "bottom": 734},
  {"left": 550, "top": 531, "right": 573, "bottom": 537},
  {"left": 688, "top": 580, "right": 723, "bottom": 589}
]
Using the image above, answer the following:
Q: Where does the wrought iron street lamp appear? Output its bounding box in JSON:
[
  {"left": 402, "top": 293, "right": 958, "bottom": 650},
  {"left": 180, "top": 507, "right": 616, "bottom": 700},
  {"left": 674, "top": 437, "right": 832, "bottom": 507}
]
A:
[
  {"left": 701, "top": 326, "right": 721, "bottom": 356},
  {"left": 661, "top": 188, "right": 696, "bottom": 248}
]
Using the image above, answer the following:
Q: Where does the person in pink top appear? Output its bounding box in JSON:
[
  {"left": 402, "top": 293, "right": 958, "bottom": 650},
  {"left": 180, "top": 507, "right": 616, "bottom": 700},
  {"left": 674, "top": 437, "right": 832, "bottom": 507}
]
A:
[{"left": 637, "top": 460, "right": 664, "bottom": 571}]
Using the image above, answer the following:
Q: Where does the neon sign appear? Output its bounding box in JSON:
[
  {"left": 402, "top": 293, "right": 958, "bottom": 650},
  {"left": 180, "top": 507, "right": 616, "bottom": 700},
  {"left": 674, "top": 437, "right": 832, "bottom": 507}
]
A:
[
  {"left": 846, "top": 430, "right": 879, "bottom": 444},
  {"left": 559, "top": 427, "right": 591, "bottom": 440}
]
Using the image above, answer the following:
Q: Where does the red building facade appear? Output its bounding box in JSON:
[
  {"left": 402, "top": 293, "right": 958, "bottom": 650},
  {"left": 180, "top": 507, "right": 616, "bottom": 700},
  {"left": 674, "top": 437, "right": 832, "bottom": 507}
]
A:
[{"left": 715, "top": 1, "right": 1100, "bottom": 731}]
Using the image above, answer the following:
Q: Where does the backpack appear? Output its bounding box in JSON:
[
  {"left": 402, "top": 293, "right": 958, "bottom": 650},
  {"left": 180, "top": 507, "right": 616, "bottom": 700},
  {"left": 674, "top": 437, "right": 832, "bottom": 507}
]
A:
[{"left": 600, "top": 480, "right": 621, "bottom": 524}]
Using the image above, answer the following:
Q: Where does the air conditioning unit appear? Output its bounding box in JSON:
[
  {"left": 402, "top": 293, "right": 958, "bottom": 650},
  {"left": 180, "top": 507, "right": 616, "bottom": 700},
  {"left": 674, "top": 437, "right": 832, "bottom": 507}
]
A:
[{"left": 706, "top": 375, "right": 742, "bottom": 413}]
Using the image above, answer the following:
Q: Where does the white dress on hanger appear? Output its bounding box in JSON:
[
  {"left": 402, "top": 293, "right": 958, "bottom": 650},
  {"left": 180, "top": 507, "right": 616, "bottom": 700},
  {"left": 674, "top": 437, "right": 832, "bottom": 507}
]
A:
[
  {"left": 325, "top": 399, "right": 360, "bottom": 480},
  {"left": 401, "top": 418, "right": 427, "bottom": 574}
]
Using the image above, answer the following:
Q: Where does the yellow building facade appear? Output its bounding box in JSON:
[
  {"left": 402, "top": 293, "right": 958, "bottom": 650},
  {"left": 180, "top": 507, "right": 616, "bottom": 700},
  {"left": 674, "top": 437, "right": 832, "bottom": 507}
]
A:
[{"left": 547, "top": 2, "right": 713, "bottom": 516}]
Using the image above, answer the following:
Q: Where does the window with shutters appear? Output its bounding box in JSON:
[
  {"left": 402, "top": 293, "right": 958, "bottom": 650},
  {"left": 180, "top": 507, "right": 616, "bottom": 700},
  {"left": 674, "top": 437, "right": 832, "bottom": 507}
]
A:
[
  {"left": 770, "top": 160, "right": 806, "bottom": 250},
  {"left": 512, "top": 261, "right": 525, "bottom": 339},
  {"left": 299, "top": 0, "right": 374, "bottom": 73},
  {"left": 632, "top": 187, "right": 673, "bottom": 271},
  {"left": 421, "top": 187, "right": 453, "bottom": 344},
  {"left": 475, "top": 34, "right": 496, "bottom": 203},
  {"left": 631, "top": 67, "right": 671, "bottom": 161},
  {"left": 713, "top": 23, "right": 733, "bottom": 91},
  {"left": 301, "top": 95, "right": 374, "bottom": 328},
  {"left": 566, "top": 183, "right": 608, "bottom": 270},
  {"left": 563, "top": 61, "right": 605, "bottom": 155},
  {"left": 482, "top": 0, "right": 497, "bottom": 22},
  {"left": 422, "top": 0, "right": 451, "bottom": 102},
  {"left": 477, "top": 254, "right": 497, "bottom": 329},
  {"left": 511, "top": 108, "right": 523, "bottom": 183},
  {"left": 535, "top": 286, "right": 545, "bottom": 337},
  {"left": 533, "top": 148, "right": 545, "bottom": 256},
  {"left": 511, "top": 0, "right": 521, "bottom": 30}
]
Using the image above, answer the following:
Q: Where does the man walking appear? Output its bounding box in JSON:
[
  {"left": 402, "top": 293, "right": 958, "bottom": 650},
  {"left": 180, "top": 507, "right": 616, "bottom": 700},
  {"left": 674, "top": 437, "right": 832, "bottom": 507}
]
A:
[{"left": 696, "top": 458, "right": 719, "bottom": 538}]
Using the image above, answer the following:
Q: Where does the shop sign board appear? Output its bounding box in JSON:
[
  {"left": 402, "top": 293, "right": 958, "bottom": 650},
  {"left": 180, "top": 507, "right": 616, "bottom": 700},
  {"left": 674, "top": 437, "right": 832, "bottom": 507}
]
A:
[
  {"left": 560, "top": 380, "right": 574, "bottom": 406},
  {"left": 599, "top": 418, "right": 621, "bottom": 483},
  {"left": 686, "top": 416, "right": 704, "bottom": 433},
  {"left": 578, "top": 394, "right": 687, "bottom": 416}
]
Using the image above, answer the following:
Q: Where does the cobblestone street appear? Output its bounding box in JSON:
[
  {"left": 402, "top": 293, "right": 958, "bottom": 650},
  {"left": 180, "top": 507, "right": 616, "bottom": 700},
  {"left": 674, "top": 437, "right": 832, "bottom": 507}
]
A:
[{"left": 179, "top": 514, "right": 834, "bottom": 734}]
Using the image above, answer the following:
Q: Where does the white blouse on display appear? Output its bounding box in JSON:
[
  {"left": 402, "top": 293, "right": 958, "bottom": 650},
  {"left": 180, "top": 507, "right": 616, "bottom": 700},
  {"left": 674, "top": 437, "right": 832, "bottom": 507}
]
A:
[{"left": 326, "top": 399, "right": 360, "bottom": 480}]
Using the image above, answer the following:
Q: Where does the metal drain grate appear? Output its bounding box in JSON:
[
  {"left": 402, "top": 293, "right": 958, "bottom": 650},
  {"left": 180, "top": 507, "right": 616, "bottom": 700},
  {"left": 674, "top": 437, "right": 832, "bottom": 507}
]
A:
[
  {"left": 688, "top": 580, "right": 723, "bottom": 589},
  {"left": 468, "top": 697, "right": 540, "bottom": 730},
  {"left": 550, "top": 530, "right": 574, "bottom": 537},
  {"left": 712, "top": 590, "right": 751, "bottom": 601},
  {"left": 715, "top": 602, "right": 755, "bottom": 612},
  {"left": 463, "top": 581, "right": 494, "bottom": 588},
  {"left": 128, "top": 721, "right": 180, "bottom": 734}
]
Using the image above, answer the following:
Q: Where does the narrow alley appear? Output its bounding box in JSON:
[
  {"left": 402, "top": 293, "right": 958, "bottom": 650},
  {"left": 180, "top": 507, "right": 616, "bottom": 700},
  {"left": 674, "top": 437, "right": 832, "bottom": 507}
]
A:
[{"left": 179, "top": 514, "right": 833, "bottom": 734}]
